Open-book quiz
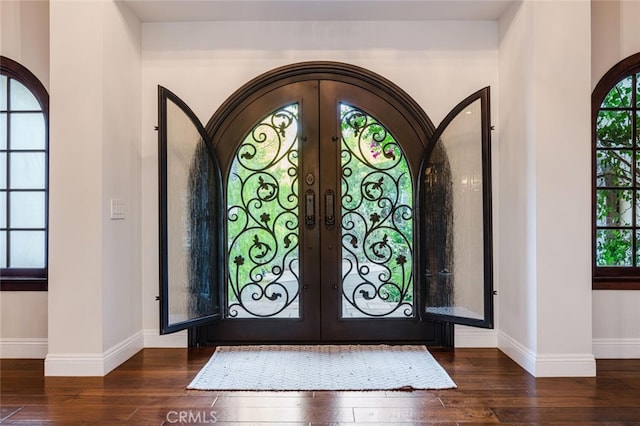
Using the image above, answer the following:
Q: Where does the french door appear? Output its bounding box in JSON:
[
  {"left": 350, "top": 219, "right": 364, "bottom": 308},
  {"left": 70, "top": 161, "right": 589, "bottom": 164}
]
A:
[{"left": 158, "top": 63, "right": 494, "bottom": 345}]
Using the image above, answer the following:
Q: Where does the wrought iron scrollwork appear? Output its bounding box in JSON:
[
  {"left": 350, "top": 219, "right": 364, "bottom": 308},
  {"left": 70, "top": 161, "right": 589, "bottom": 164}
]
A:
[
  {"left": 340, "top": 103, "right": 414, "bottom": 318},
  {"left": 227, "top": 104, "right": 300, "bottom": 318}
]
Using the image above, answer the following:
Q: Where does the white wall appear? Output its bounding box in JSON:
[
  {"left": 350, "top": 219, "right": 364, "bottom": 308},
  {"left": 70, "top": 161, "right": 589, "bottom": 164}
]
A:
[
  {"left": 0, "top": 0, "right": 49, "bottom": 89},
  {"left": 101, "top": 0, "right": 143, "bottom": 354},
  {"left": 497, "top": 0, "right": 537, "bottom": 358},
  {"left": 48, "top": 0, "right": 104, "bottom": 364},
  {"left": 498, "top": 0, "right": 595, "bottom": 376},
  {"left": 591, "top": 0, "right": 640, "bottom": 359},
  {"left": 140, "top": 20, "right": 500, "bottom": 346},
  {"left": 46, "top": 0, "right": 143, "bottom": 375},
  {"left": 0, "top": 0, "right": 49, "bottom": 358},
  {"left": 533, "top": 1, "right": 592, "bottom": 373}
]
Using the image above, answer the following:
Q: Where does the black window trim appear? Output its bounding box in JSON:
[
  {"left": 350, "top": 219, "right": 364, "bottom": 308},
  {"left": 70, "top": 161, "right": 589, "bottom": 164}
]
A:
[
  {"left": 593, "top": 52, "right": 640, "bottom": 290},
  {"left": 0, "top": 56, "right": 49, "bottom": 291}
]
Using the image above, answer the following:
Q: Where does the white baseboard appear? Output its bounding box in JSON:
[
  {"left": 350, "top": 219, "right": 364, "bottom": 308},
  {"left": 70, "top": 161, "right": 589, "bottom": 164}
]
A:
[
  {"left": 455, "top": 326, "right": 498, "bottom": 347},
  {"left": 593, "top": 338, "right": 640, "bottom": 358},
  {"left": 143, "top": 328, "right": 187, "bottom": 348},
  {"left": 0, "top": 338, "right": 48, "bottom": 359},
  {"left": 498, "top": 330, "right": 537, "bottom": 374},
  {"left": 534, "top": 353, "right": 597, "bottom": 377},
  {"left": 103, "top": 330, "right": 144, "bottom": 374},
  {"left": 498, "top": 331, "right": 596, "bottom": 377},
  {"left": 44, "top": 352, "right": 108, "bottom": 376},
  {"left": 45, "top": 330, "right": 144, "bottom": 376}
]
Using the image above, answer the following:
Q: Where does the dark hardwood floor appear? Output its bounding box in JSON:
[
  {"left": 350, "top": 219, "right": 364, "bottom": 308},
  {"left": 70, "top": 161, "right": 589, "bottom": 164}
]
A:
[{"left": 1, "top": 347, "right": 639, "bottom": 425}]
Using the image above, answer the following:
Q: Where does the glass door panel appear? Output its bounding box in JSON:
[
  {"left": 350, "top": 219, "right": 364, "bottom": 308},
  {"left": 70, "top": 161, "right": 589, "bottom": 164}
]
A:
[
  {"left": 318, "top": 79, "right": 438, "bottom": 343},
  {"left": 422, "top": 88, "right": 494, "bottom": 328},
  {"left": 159, "top": 87, "right": 222, "bottom": 334},
  {"left": 339, "top": 103, "right": 414, "bottom": 318},
  {"left": 226, "top": 104, "right": 301, "bottom": 318},
  {"left": 198, "top": 80, "right": 321, "bottom": 343}
]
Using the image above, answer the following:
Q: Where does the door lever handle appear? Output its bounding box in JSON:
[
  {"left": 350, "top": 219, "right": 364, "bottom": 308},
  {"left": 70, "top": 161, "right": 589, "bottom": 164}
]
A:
[
  {"left": 325, "top": 190, "right": 335, "bottom": 229},
  {"left": 305, "top": 190, "right": 315, "bottom": 228}
]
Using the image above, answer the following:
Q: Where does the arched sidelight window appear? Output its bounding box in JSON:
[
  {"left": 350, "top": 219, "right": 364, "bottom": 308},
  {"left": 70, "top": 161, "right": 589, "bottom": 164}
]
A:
[
  {"left": 0, "top": 56, "right": 49, "bottom": 291},
  {"left": 593, "top": 52, "right": 640, "bottom": 289}
]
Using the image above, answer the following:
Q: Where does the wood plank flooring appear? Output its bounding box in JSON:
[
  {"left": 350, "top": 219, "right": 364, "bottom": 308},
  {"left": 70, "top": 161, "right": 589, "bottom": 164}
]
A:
[{"left": 1, "top": 348, "right": 639, "bottom": 424}]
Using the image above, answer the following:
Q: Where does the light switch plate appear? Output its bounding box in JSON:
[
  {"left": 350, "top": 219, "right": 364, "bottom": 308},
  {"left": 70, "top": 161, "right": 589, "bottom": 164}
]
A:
[{"left": 110, "top": 198, "right": 125, "bottom": 220}]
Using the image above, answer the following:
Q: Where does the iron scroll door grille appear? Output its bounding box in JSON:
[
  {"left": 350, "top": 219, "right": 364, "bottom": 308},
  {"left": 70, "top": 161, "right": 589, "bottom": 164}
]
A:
[
  {"left": 316, "top": 78, "right": 439, "bottom": 343},
  {"left": 223, "top": 101, "right": 420, "bottom": 321},
  {"left": 226, "top": 104, "right": 302, "bottom": 319},
  {"left": 339, "top": 103, "right": 415, "bottom": 319}
]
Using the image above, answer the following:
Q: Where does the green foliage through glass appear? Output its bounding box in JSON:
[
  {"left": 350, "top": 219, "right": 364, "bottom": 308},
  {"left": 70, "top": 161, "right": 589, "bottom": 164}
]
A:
[
  {"left": 339, "top": 103, "right": 414, "bottom": 318},
  {"left": 595, "top": 72, "right": 639, "bottom": 267},
  {"left": 226, "top": 104, "right": 300, "bottom": 318}
]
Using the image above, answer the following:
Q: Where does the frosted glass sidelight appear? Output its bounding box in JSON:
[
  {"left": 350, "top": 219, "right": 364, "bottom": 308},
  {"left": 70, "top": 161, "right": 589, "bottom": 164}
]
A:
[
  {"left": 10, "top": 79, "right": 41, "bottom": 111},
  {"left": 9, "top": 153, "right": 45, "bottom": 189},
  {"left": 10, "top": 192, "right": 45, "bottom": 228},
  {"left": 165, "top": 99, "right": 219, "bottom": 325},
  {"left": 166, "top": 99, "right": 201, "bottom": 324},
  {"left": 10, "top": 230, "right": 45, "bottom": 268},
  {"left": 0, "top": 231, "right": 6, "bottom": 268},
  {"left": 10, "top": 113, "right": 45, "bottom": 150},
  {"left": 424, "top": 99, "right": 486, "bottom": 322},
  {"left": 0, "top": 113, "right": 6, "bottom": 150},
  {"left": 0, "top": 76, "right": 6, "bottom": 110}
]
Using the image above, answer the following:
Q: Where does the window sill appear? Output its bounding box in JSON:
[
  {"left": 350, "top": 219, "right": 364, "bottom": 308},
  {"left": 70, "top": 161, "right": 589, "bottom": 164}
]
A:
[
  {"left": 593, "top": 278, "right": 640, "bottom": 290},
  {"left": 0, "top": 277, "right": 47, "bottom": 291}
]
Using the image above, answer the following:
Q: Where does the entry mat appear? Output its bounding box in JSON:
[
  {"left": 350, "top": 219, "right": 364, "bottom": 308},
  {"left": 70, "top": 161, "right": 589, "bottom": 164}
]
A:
[{"left": 187, "top": 345, "right": 457, "bottom": 391}]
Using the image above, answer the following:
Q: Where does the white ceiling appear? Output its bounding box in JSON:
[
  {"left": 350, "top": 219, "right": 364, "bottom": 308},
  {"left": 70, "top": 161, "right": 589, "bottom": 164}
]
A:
[{"left": 119, "top": 0, "right": 516, "bottom": 22}]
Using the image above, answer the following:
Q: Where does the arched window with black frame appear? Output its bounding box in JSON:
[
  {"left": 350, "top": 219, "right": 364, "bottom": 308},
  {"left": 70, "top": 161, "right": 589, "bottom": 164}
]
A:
[
  {"left": 0, "top": 56, "right": 49, "bottom": 291},
  {"left": 593, "top": 52, "right": 640, "bottom": 289}
]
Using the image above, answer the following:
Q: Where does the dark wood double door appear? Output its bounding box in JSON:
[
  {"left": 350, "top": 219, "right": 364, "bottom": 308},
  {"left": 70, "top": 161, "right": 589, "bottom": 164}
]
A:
[{"left": 158, "top": 63, "right": 493, "bottom": 345}]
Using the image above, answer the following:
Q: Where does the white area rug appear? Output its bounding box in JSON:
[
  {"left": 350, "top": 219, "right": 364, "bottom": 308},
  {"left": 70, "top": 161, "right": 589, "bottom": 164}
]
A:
[{"left": 187, "top": 345, "right": 456, "bottom": 391}]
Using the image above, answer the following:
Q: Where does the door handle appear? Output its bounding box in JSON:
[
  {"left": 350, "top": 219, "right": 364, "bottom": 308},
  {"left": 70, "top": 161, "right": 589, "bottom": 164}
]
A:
[
  {"left": 305, "top": 190, "right": 315, "bottom": 228},
  {"left": 325, "top": 190, "right": 335, "bottom": 229}
]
